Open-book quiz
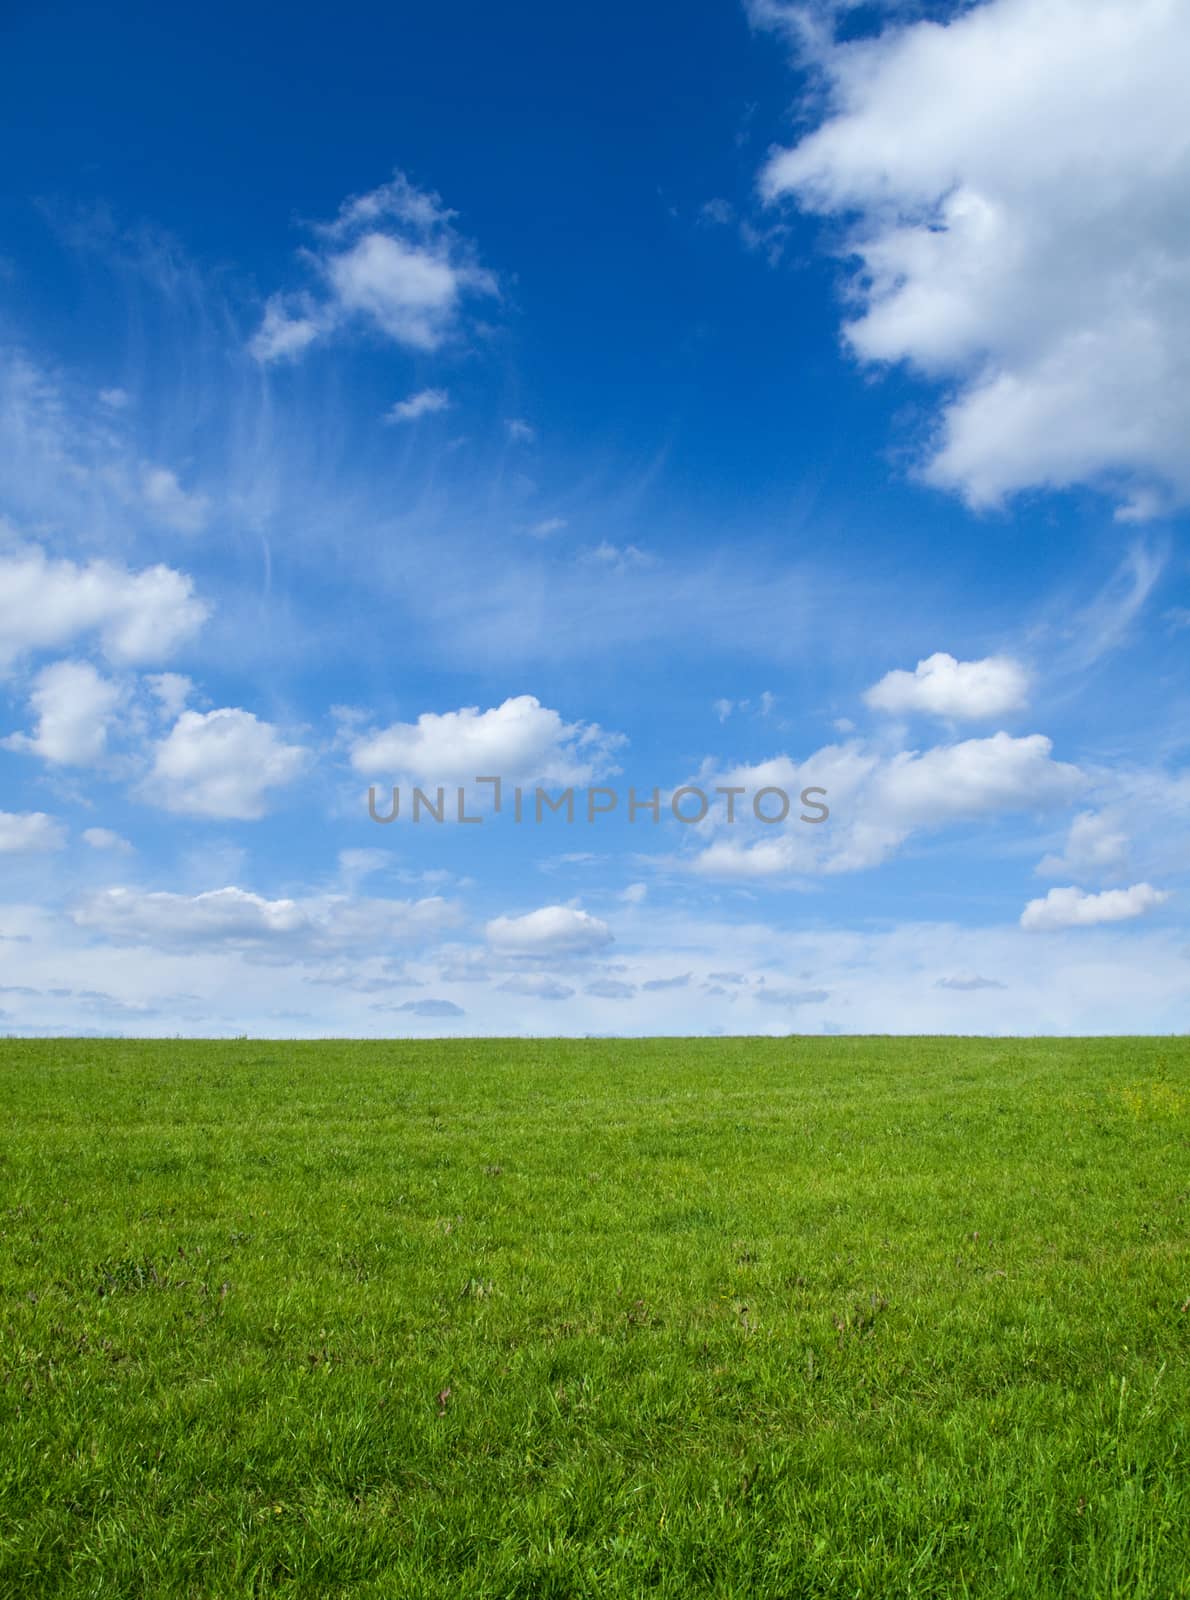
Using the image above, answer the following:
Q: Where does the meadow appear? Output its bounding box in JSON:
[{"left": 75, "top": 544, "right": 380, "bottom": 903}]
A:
[{"left": 0, "top": 1035, "right": 1187, "bottom": 1598}]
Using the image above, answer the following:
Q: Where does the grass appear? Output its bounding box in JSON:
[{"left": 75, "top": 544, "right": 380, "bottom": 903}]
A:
[{"left": 0, "top": 1035, "right": 1187, "bottom": 1598}]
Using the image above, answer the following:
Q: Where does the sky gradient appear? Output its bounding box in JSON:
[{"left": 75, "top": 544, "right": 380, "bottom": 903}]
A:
[{"left": 1, "top": 0, "right": 1187, "bottom": 1036}]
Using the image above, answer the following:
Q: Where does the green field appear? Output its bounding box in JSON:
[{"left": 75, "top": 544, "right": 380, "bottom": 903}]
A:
[{"left": 1, "top": 1037, "right": 1187, "bottom": 1598}]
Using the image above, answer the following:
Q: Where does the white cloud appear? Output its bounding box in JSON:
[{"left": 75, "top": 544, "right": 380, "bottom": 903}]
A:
[
  {"left": 143, "top": 672, "right": 192, "bottom": 721},
  {"left": 251, "top": 171, "right": 496, "bottom": 362},
  {"left": 876, "top": 731, "right": 1081, "bottom": 827},
  {"left": 350, "top": 694, "right": 624, "bottom": 787},
  {"left": 139, "top": 464, "right": 209, "bottom": 534},
  {"left": 1020, "top": 882, "right": 1169, "bottom": 931},
  {"left": 690, "top": 729, "right": 1083, "bottom": 878},
  {"left": 82, "top": 827, "right": 134, "bottom": 853},
  {"left": 4, "top": 659, "right": 122, "bottom": 765},
  {"left": 98, "top": 387, "right": 130, "bottom": 410},
  {"left": 760, "top": 0, "right": 1190, "bottom": 514},
  {"left": 0, "top": 810, "right": 66, "bottom": 852},
  {"left": 1037, "top": 810, "right": 1130, "bottom": 881},
  {"left": 506, "top": 418, "right": 536, "bottom": 443},
  {"left": 72, "top": 884, "right": 460, "bottom": 951},
  {"left": 486, "top": 905, "right": 613, "bottom": 956},
  {"left": 249, "top": 299, "right": 321, "bottom": 362},
  {"left": 144, "top": 709, "right": 308, "bottom": 819},
  {"left": 325, "top": 235, "right": 472, "bottom": 349},
  {"left": 384, "top": 388, "right": 450, "bottom": 424},
  {"left": 528, "top": 517, "right": 567, "bottom": 538},
  {"left": 0, "top": 545, "right": 208, "bottom": 671},
  {"left": 865, "top": 651, "right": 1029, "bottom": 719}
]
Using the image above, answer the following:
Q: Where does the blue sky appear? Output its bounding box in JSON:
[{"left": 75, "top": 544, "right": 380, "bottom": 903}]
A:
[{"left": 1, "top": 0, "right": 1188, "bottom": 1035}]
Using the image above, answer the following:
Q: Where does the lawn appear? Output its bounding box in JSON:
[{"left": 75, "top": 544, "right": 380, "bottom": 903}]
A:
[{"left": 1, "top": 1036, "right": 1187, "bottom": 1598}]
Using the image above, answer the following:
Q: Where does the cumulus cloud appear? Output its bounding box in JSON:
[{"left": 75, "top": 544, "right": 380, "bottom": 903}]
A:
[
  {"left": 876, "top": 731, "right": 1081, "bottom": 826},
  {"left": 1020, "top": 882, "right": 1169, "bottom": 931},
  {"left": 72, "top": 884, "right": 460, "bottom": 951},
  {"left": 4, "top": 660, "right": 122, "bottom": 766},
  {"left": 0, "top": 810, "right": 66, "bottom": 852},
  {"left": 865, "top": 651, "right": 1029, "bottom": 719},
  {"left": 486, "top": 905, "right": 613, "bottom": 956},
  {"left": 350, "top": 694, "right": 625, "bottom": 788},
  {"left": 1036, "top": 810, "right": 1130, "bottom": 881},
  {"left": 251, "top": 171, "right": 496, "bottom": 362},
  {"left": 384, "top": 388, "right": 450, "bottom": 424},
  {"left": 760, "top": 0, "right": 1190, "bottom": 514},
  {"left": 139, "top": 465, "right": 209, "bottom": 534},
  {"left": 0, "top": 545, "right": 208, "bottom": 671},
  {"left": 144, "top": 709, "right": 308, "bottom": 819},
  {"left": 690, "top": 729, "right": 1083, "bottom": 878},
  {"left": 249, "top": 299, "right": 321, "bottom": 362}
]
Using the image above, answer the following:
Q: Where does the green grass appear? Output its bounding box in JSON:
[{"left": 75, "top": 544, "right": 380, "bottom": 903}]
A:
[{"left": 1, "top": 1036, "right": 1187, "bottom": 1599}]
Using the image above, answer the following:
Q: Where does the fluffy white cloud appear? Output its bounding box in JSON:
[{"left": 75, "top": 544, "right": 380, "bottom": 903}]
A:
[
  {"left": 1020, "top": 882, "right": 1169, "bottom": 931},
  {"left": 251, "top": 172, "right": 496, "bottom": 362},
  {"left": 326, "top": 236, "right": 480, "bottom": 350},
  {"left": 144, "top": 709, "right": 308, "bottom": 819},
  {"left": 351, "top": 694, "right": 624, "bottom": 787},
  {"left": 876, "top": 731, "right": 1081, "bottom": 826},
  {"left": 0, "top": 545, "right": 208, "bottom": 671},
  {"left": 72, "top": 884, "right": 460, "bottom": 951},
  {"left": 249, "top": 299, "right": 321, "bottom": 362},
  {"left": 384, "top": 388, "right": 450, "bottom": 424},
  {"left": 690, "top": 730, "right": 1083, "bottom": 878},
  {"left": 0, "top": 810, "right": 66, "bottom": 852},
  {"left": 485, "top": 905, "right": 613, "bottom": 956},
  {"left": 1036, "top": 810, "right": 1130, "bottom": 881},
  {"left": 760, "top": 0, "right": 1190, "bottom": 514},
  {"left": 4, "top": 660, "right": 121, "bottom": 766},
  {"left": 139, "top": 465, "right": 209, "bottom": 534},
  {"left": 865, "top": 651, "right": 1029, "bottom": 719}
]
